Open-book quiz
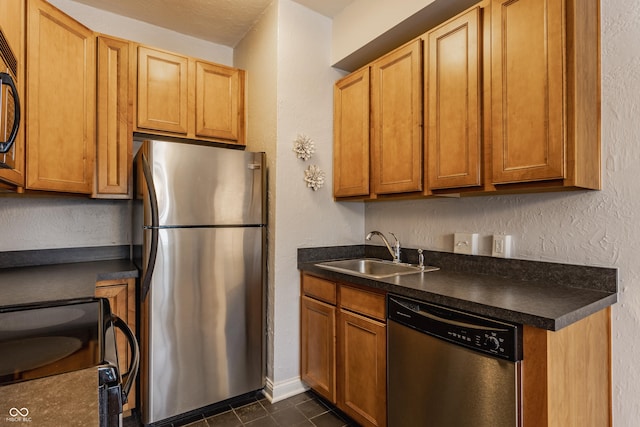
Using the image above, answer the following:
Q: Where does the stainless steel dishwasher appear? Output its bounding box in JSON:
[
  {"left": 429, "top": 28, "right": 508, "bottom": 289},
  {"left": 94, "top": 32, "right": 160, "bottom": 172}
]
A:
[{"left": 388, "top": 294, "right": 523, "bottom": 427}]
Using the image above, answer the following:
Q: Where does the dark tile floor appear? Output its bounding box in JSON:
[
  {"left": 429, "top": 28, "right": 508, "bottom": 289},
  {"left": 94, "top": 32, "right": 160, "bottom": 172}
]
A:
[{"left": 124, "top": 391, "right": 357, "bottom": 427}]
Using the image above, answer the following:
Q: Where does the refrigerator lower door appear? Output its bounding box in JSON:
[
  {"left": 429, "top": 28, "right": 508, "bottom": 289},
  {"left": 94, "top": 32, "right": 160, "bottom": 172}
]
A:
[{"left": 140, "top": 227, "right": 264, "bottom": 424}]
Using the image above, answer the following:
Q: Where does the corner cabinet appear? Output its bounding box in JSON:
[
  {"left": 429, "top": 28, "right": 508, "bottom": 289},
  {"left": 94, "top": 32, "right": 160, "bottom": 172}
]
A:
[
  {"left": 94, "top": 35, "right": 133, "bottom": 199},
  {"left": 26, "top": 0, "right": 96, "bottom": 193},
  {"left": 300, "top": 274, "right": 387, "bottom": 427},
  {"left": 95, "top": 278, "right": 137, "bottom": 413},
  {"left": 491, "top": 0, "right": 600, "bottom": 190},
  {"left": 136, "top": 45, "right": 246, "bottom": 145}
]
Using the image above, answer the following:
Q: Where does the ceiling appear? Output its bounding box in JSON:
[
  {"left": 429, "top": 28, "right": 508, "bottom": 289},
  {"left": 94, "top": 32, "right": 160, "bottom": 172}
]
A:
[{"left": 69, "top": 0, "right": 353, "bottom": 47}]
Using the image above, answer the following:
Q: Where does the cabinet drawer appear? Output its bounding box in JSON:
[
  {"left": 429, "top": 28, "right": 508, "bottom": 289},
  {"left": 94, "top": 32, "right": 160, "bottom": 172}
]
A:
[
  {"left": 302, "top": 274, "right": 337, "bottom": 305},
  {"left": 340, "top": 285, "right": 386, "bottom": 322}
]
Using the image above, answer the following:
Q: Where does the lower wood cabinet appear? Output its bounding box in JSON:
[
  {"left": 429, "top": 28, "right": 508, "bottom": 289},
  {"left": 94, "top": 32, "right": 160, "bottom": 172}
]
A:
[
  {"left": 301, "top": 272, "right": 611, "bottom": 427},
  {"left": 300, "top": 274, "right": 386, "bottom": 427},
  {"left": 300, "top": 295, "right": 336, "bottom": 402},
  {"left": 338, "top": 308, "right": 386, "bottom": 427},
  {"left": 95, "top": 277, "right": 136, "bottom": 413},
  {"left": 522, "top": 307, "right": 611, "bottom": 426}
]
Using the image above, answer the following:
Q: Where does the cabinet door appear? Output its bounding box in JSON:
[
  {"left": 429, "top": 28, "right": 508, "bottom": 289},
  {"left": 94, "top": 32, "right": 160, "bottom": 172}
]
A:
[
  {"left": 195, "top": 61, "right": 244, "bottom": 143},
  {"left": 26, "top": 0, "right": 96, "bottom": 193},
  {"left": 371, "top": 40, "right": 422, "bottom": 195},
  {"left": 0, "top": 0, "right": 24, "bottom": 187},
  {"left": 333, "top": 68, "right": 370, "bottom": 198},
  {"left": 0, "top": 0, "right": 23, "bottom": 51},
  {"left": 137, "top": 46, "right": 188, "bottom": 134},
  {"left": 338, "top": 309, "right": 386, "bottom": 427},
  {"left": 426, "top": 7, "right": 482, "bottom": 190},
  {"left": 95, "top": 278, "right": 136, "bottom": 411},
  {"left": 491, "top": 0, "right": 564, "bottom": 184},
  {"left": 300, "top": 295, "right": 336, "bottom": 403},
  {"left": 94, "top": 36, "right": 132, "bottom": 198}
]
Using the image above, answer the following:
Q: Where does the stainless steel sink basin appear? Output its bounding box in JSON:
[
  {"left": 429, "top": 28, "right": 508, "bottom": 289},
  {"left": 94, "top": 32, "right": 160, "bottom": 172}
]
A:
[{"left": 316, "top": 258, "right": 439, "bottom": 279}]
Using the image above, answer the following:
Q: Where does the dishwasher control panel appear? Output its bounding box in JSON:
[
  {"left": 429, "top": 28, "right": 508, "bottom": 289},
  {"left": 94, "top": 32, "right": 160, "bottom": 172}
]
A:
[{"left": 388, "top": 295, "right": 522, "bottom": 362}]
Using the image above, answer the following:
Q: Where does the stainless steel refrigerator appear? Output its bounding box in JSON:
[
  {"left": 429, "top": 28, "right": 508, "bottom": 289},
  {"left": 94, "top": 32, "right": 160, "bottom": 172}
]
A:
[{"left": 133, "top": 138, "right": 266, "bottom": 425}]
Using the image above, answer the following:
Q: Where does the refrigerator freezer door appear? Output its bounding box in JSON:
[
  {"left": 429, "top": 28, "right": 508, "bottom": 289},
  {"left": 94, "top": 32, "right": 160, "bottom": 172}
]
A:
[
  {"left": 140, "top": 227, "right": 264, "bottom": 424},
  {"left": 142, "top": 140, "right": 265, "bottom": 227}
]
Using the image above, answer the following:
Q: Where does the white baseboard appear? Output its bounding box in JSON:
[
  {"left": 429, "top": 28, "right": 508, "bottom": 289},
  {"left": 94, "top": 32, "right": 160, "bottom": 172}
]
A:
[{"left": 263, "top": 376, "right": 309, "bottom": 403}]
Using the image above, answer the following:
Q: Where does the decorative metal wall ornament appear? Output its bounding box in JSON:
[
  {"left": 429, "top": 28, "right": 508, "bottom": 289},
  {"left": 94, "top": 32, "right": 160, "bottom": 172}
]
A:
[
  {"left": 304, "top": 164, "right": 325, "bottom": 191},
  {"left": 292, "top": 134, "right": 315, "bottom": 161}
]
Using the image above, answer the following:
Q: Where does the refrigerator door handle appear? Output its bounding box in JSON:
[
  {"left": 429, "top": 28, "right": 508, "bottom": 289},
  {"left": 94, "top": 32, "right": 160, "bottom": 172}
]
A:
[{"left": 140, "top": 153, "right": 159, "bottom": 301}]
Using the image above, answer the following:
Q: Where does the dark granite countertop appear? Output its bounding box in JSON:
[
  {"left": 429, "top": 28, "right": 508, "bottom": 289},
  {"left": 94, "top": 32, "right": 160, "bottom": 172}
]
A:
[
  {"left": 0, "top": 246, "right": 138, "bottom": 307},
  {"left": 298, "top": 245, "right": 617, "bottom": 331}
]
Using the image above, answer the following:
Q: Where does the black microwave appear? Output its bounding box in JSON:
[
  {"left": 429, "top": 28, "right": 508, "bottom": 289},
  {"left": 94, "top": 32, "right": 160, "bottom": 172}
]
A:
[{"left": 0, "top": 29, "right": 21, "bottom": 170}]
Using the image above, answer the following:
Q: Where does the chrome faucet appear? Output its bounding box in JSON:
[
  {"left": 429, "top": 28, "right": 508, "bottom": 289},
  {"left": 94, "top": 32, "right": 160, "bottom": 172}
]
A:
[{"left": 366, "top": 231, "right": 401, "bottom": 263}]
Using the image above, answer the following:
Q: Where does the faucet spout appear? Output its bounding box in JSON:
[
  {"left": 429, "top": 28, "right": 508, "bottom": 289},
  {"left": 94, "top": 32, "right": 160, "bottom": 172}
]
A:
[{"left": 366, "top": 231, "right": 401, "bottom": 263}]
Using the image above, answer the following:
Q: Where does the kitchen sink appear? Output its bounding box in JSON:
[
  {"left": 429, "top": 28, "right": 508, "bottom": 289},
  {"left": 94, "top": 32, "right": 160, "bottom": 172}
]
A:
[{"left": 316, "top": 258, "right": 439, "bottom": 279}]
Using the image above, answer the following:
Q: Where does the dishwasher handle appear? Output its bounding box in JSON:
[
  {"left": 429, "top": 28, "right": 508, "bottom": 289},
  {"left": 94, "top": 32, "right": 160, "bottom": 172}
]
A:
[{"left": 389, "top": 296, "right": 508, "bottom": 333}]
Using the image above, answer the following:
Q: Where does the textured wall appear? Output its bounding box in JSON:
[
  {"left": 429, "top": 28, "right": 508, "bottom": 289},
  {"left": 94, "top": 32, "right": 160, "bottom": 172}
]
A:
[
  {"left": 363, "top": 1, "right": 640, "bottom": 423},
  {"left": 233, "top": 0, "right": 279, "bottom": 392},
  {"left": 235, "top": 0, "right": 365, "bottom": 401},
  {"left": 0, "top": 197, "right": 129, "bottom": 251},
  {"left": 272, "top": 0, "right": 364, "bottom": 397}
]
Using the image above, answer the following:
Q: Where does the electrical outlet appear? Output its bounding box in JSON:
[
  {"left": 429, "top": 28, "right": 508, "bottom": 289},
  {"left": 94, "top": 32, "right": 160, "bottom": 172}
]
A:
[
  {"left": 492, "top": 234, "right": 512, "bottom": 258},
  {"left": 453, "top": 232, "right": 478, "bottom": 255}
]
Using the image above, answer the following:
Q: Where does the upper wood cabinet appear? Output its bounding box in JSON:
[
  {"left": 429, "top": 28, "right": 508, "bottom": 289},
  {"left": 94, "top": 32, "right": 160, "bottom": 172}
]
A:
[
  {"left": 137, "top": 46, "right": 188, "bottom": 135},
  {"left": 0, "top": 0, "right": 25, "bottom": 189},
  {"left": 425, "top": 7, "right": 483, "bottom": 191},
  {"left": 333, "top": 68, "right": 370, "bottom": 198},
  {"left": 26, "top": 0, "right": 96, "bottom": 194},
  {"left": 371, "top": 40, "right": 423, "bottom": 196},
  {"left": 195, "top": 60, "right": 244, "bottom": 141},
  {"left": 333, "top": 40, "right": 422, "bottom": 200},
  {"left": 333, "top": 0, "right": 600, "bottom": 201},
  {"left": 0, "top": 0, "right": 24, "bottom": 52},
  {"left": 136, "top": 45, "right": 245, "bottom": 145},
  {"left": 94, "top": 35, "right": 133, "bottom": 199},
  {"left": 491, "top": 0, "right": 600, "bottom": 190}
]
